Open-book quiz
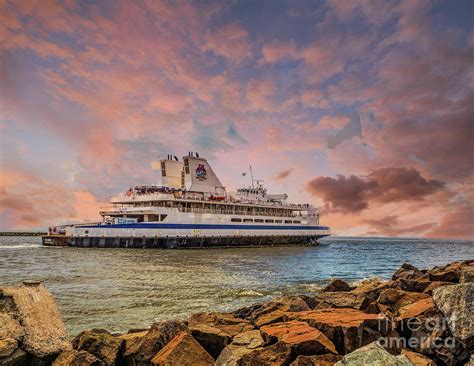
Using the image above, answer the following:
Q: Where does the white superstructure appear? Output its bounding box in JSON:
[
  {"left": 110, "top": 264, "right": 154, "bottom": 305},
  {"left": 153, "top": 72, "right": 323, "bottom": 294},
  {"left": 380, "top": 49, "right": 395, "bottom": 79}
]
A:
[{"left": 45, "top": 153, "right": 330, "bottom": 248}]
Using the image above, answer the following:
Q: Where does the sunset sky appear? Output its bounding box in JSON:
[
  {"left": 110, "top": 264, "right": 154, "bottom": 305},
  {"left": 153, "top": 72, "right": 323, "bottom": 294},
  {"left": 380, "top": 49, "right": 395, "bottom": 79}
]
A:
[{"left": 1, "top": 0, "right": 473, "bottom": 238}]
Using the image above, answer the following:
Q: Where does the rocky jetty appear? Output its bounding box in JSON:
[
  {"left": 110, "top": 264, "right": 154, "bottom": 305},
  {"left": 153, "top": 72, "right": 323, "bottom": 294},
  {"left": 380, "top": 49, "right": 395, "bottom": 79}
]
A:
[{"left": 1, "top": 260, "right": 472, "bottom": 366}]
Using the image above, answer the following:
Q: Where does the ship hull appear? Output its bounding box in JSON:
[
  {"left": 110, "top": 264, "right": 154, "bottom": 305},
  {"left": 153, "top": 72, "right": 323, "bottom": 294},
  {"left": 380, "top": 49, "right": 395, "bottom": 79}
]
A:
[{"left": 42, "top": 233, "right": 329, "bottom": 249}]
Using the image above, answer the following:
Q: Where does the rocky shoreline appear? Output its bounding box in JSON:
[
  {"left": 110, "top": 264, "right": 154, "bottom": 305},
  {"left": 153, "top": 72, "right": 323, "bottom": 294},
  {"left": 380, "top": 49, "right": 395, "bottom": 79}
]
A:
[{"left": 1, "top": 260, "right": 473, "bottom": 366}]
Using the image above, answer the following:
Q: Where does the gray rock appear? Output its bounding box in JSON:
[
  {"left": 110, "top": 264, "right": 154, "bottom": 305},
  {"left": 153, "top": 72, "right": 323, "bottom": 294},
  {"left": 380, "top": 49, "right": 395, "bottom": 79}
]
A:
[
  {"left": 335, "top": 342, "right": 413, "bottom": 366},
  {"left": 432, "top": 283, "right": 474, "bottom": 349},
  {"left": 1, "top": 282, "right": 71, "bottom": 358}
]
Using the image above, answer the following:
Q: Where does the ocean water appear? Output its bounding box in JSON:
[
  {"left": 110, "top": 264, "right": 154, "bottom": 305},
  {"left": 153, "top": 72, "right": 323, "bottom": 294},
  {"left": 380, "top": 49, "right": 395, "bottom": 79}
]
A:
[{"left": 0, "top": 236, "right": 472, "bottom": 335}]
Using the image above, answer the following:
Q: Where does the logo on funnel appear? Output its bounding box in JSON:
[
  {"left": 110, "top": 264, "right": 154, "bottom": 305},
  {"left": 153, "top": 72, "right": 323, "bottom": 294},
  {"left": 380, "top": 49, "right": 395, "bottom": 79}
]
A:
[{"left": 195, "top": 164, "right": 207, "bottom": 181}]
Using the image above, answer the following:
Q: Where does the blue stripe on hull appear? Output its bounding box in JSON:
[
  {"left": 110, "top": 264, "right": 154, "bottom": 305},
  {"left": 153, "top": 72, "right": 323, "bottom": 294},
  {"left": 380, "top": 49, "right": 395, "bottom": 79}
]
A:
[{"left": 81, "top": 223, "right": 330, "bottom": 231}]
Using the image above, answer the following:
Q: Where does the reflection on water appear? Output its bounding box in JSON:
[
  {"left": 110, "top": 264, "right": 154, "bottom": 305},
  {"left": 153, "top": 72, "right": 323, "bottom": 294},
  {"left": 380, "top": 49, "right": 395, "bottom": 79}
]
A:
[{"left": 0, "top": 236, "right": 472, "bottom": 335}]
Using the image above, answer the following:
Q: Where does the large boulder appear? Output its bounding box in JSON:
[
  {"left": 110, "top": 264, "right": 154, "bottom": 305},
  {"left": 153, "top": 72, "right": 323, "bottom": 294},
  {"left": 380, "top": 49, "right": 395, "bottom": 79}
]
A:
[
  {"left": 1, "top": 281, "right": 71, "bottom": 359},
  {"left": 350, "top": 278, "right": 404, "bottom": 306},
  {"left": 260, "top": 320, "right": 337, "bottom": 356},
  {"left": 432, "top": 283, "right": 474, "bottom": 349},
  {"left": 116, "top": 331, "right": 148, "bottom": 360},
  {"left": 121, "top": 320, "right": 187, "bottom": 365},
  {"left": 188, "top": 312, "right": 253, "bottom": 358},
  {"left": 290, "top": 308, "right": 387, "bottom": 354},
  {"left": 215, "top": 330, "right": 265, "bottom": 366},
  {"left": 72, "top": 328, "right": 124, "bottom": 366},
  {"left": 422, "top": 281, "right": 450, "bottom": 295},
  {"left": 151, "top": 332, "right": 214, "bottom": 366},
  {"left": 321, "top": 280, "right": 353, "bottom": 293},
  {"left": 460, "top": 265, "right": 474, "bottom": 283},
  {"left": 238, "top": 341, "right": 292, "bottom": 365},
  {"left": 334, "top": 342, "right": 413, "bottom": 366},
  {"left": 52, "top": 350, "right": 104, "bottom": 366},
  {"left": 428, "top": 262, "right": 463, "bottom": 283},
  {"left": 376, "top": 289, "right": 430, "bottom": 317},
  {"left": 392, "top": 263, "right": 425, "bottom": 281},
  {"left": 290, "top": 353, "right": 342, "bottom": 365}
]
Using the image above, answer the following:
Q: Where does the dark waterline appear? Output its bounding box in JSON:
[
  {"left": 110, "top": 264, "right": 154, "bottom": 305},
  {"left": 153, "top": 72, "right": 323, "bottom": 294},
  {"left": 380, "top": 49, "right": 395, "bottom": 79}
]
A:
[{"left": 0, "top": 236, "right": 472, "bottom": 335}]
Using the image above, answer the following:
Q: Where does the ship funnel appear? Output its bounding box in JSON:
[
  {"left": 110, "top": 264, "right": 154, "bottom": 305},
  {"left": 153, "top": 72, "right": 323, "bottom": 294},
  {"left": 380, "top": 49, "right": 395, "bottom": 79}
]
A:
[{"left": 183, "top": 155, "right": 225, "bottom": 195}]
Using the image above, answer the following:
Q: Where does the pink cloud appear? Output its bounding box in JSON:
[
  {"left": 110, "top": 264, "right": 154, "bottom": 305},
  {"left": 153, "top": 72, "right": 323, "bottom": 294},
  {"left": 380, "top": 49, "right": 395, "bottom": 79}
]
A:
[{"left": 203, "top": 22, "right": 252, "bottom": 61}]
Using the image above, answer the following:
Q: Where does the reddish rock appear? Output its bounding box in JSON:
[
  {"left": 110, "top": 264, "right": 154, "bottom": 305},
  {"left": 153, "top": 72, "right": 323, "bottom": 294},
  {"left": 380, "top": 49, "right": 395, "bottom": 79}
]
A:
[
  {"left": 290, "top": 308, "right": 387, "bottom": 354},
  {"left": 52, "top": 350, "right": 104, "bottom": 366},
  {"left": 321, "top": 279, "right": 353, "bottom": 293},
  {"left": 188, "top": 312, "right": 254, "bottom": 358},
  {"left": 398, "top": 274, "right": 431, "bottom": 293},
  {"left": 376, "top": 288, "right": 430, "bottom": 317},
  {"left": 121, "top": 320, "right": 188, "bottom": 365},
  {"left": 72, "top": 329, "right": 124, "bottom": 366},
  {"left": 396, "top": 298, "right": 437, "bottom": 321},
  {"left": 248, "top": 296, "right": 312, "bottom": 321},
  {"left": 422, "top": 281, "right": 450, "bottom": 295},
  {"left": 116, "top": 331, "right": 147, "bottom": 361},
  {"left": 151, "top": 332, "right": 214, "bottom": 366},
  {"left": 238, "top": 341, "right": 292, "bottom": 365},
  {"left": 290, "top": 353, "right": 342, "bottom": 365},
  {"left": 260, "top": 320, "right": 337, "bottom": 356},
  {"left": 255, "top": 310, "right": 288, "bottom": 327},
  {"left": 401, "top": 349, "right": 435, "bottom": 366},
  {"left": 392, "top": 263, "right": 424, "bottom": 281}
]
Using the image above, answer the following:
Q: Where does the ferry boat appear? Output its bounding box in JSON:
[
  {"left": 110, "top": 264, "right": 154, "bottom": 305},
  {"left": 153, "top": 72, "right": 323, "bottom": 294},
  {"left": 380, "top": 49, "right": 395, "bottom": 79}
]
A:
[{"left": 42, "top": 153, "right": 330, "bottom": 248}]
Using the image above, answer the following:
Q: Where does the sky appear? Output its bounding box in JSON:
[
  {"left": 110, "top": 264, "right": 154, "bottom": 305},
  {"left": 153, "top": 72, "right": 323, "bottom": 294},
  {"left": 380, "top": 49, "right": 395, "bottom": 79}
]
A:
[{"left": 0, "top": 0, "right": 473, "bottom": 238}]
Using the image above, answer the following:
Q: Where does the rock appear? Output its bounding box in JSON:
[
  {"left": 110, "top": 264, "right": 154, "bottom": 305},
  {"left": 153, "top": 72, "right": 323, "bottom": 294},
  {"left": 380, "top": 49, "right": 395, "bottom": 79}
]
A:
[
  {"left": 0, "top": 347, "right": 30, "bottom": 366},
  {"left": 238, "top": 341, "right": 292, "bottom": 365},
  {"left": 290, "top": 353, "right": 342, "bottom": 365},
  {"left": 422, "top": 281, "right": 450, "bottom": 295},
  {"left": 116, "top": 331, "right": 147, "bottom": 360},
  {"left": 398, "top": 275, "right": 431, "bottom": 293},
  {"left": 122, "top": 320, "right": 187, "bottom": 366},
  {"left": 334, "top": 341, "right": 413, "bottom": 366},
  {"left": 188, "top": 323, "right": 232, "bottom": 359},
  {"left": 151, "top": 332, "right": 214, "bottom": 366},
  {"left": 290, "top": 308, "right": 387, "bottom": 354},
  {"left": 248, "top": 296, "right": 312, "bottom": 321},
  {"left": 0, "top": 338, "right": 18, "bottom": 358},
  {"left": 400, "top": 349, "right": 435, "bottom": 366},
  {"left": 188, "top": 312, "right": 253, "bottom": 358},
  {"left": 396, "top": 298, "right": 437, "bottom": 322},
  {"left": 0, "top": 313, "right": 24, "bottom": 341},
  {"left": 1, "top": 282, "right": 71, "bottom": 358},
  {"left": 428, "top": 262, "right": 462, "bottom": 283},
  {"left": 432, "top": 283, "right": 474, "bottom": 349},
  {"left": 52, "top": 350, "right": 104, "bottom": 366},
  {"left": 376, "top": 289, "right": 430, "bottom": 317},
  {"left": 255, "top": 310, "right": 288, "bottom": 327},
  {"left": 313, "top": 292, "right": 369, "bottom": 311},
  {"left": 460, "top": 266, "right": 474, "bottom": 283},
  {"left": 72, "top": 329, "right": 124, "bottom": 366},
  {"left": 322, "top": 280, "right": 353, "bottom": 293},
  {"left": 351, "top": 278, "right": 403, "bottom": 305},
  {"left": 260, "top": 320, "right": 337, "bottom": 356},
  {"left": 215, "top": 330, "right": 265, "bottom": 366},
  {"left": 392, "top": 263, "right": 424, "bottom": 281}
]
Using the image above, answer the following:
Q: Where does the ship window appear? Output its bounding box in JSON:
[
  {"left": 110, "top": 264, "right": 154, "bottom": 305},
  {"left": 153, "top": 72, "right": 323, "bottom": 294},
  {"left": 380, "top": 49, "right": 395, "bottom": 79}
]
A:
[
  {"left": 243, "top": 218, "right": 253, "bottom": 223},
  {"left": 184, "top": 158, "right": 190, "bottom": 174},
  {"left": 293, "top": 220, "right": 301, "bottom": 224},
  {"left": 160, "top": 214, "right": 167, "bottom": 221},
  {"left": 161, "top": 162, "right": 166, "bottom": 176},
  {"left": 284, "top": 220, "right": 292, "bottom": 224},
  {"left": 254, "top": 219, "right": 264, "bottom": 223},
  {"left": 265, "top": 219, "right": 274, "bottom": 223},
  {"left": 275, "top": 220, "right": 282, "bottom": 223},
  {"left": 231, "top": 218, "right": 242, "bottom": 222}
]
